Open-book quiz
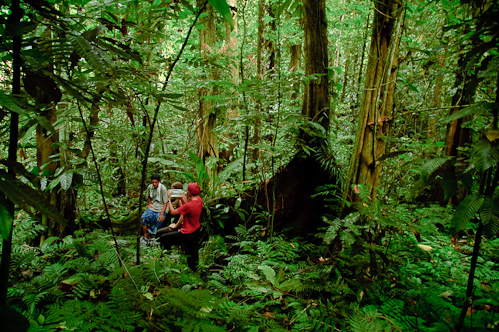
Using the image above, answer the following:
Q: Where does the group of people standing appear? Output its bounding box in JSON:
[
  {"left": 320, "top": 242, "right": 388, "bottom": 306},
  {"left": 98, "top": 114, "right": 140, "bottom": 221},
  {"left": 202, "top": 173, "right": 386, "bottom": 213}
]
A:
[{"left": 141, "top": 174, "right": 203, "bottom": 272}]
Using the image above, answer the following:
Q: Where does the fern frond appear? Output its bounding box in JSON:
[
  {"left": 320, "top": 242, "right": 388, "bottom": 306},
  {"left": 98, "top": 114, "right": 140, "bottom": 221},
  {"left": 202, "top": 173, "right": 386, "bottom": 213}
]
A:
[
  {"left": 450, "top": 194, "right": 483, "bottom": 234},
  {"left": 314, "top": 144, "right": 343, "bottom": 183},
  {"left": 349, "top": 305, "right": 392, "bottom": 332}
]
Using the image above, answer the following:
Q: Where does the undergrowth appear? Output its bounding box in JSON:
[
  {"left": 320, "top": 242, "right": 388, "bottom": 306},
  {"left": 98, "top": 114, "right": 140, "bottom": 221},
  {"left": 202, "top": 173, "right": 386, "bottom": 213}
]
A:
[{"left": 2, "top": 200, "right": 499, "bottom": 331}]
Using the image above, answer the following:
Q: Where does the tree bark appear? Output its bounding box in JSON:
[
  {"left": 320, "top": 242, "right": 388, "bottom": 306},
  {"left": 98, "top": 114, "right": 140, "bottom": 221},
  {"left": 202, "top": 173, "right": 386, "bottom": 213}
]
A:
[
  {"left": 198, "top": 3, "right": 219, "bottom": 162},
  {"left": 344, "top": 0, "right": 405, "bottom": 204},
  {"left": 356, "top": 14, "right": 370, "bottom": 109},
  {"left": 301, "top": 0, "right": 330, "bottom": 139}
]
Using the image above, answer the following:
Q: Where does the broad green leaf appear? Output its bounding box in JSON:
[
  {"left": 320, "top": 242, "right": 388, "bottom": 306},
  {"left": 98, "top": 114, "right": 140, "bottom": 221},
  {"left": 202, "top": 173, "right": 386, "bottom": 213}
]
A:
[
  {"left": 0, "top": 91, "right": 25, "bottom": 114},
  {"left": 234, "top": 197, "right": 241, "bottom": 209},
  {"left": 420, "top": 157, "right": 452, "bottom": 182},
  {"left": 450, "top": 194, "right": 483, "bottom": 234},
  {"left": 180, "top": 172, "right": 195, "bottom": 182},
  {"left": 0, "top": 197, "right": 13, "bottom": 241},
  {"left": 41, "top": 236, "right": 59, "bottom": 252},
  {"left": 60, "top": 171, "right": 73, "bottom": 191},
  {"left": 309, "top": 121, "right": 326, "bottom": 135},
  {"left": 168, "top": 102, "right": 189, "bottom": 112},
  {"left": 36, "top": 116, "right": 56, "bottom": 135},
  {"left": 472, "top": 138, "right": 499, "bottom": 172},
  {"left": 50, "top": 76, "right": 90, "bottom": 105},
  {"left": 78, "top": 168, "right": 99, "bottom": 183},
  {"left": 188, "top": 151, "right": 209, "bottom": 186},
  {"left": 216, "top": 157, "right": 242, "bottom": 185},
  {"left": 0, "top": 169, "right": 67, "bottom": 225},
  {"left": 208, "top": 0, "right": 234, "bottom": 30},
  {"left": 258, "top": 265, "right": 276, "bottom": 286}
]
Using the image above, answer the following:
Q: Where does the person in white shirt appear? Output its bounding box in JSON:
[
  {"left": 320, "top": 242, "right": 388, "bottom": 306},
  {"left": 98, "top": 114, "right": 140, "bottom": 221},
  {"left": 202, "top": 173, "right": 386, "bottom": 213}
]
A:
[{"left": 141, "top": 174, "right": 168, "bottom": 238}]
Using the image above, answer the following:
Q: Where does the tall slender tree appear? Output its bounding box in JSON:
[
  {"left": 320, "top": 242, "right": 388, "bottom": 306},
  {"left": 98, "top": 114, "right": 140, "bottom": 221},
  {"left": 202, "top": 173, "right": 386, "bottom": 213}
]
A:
[
  {"left": 198, "top": 3, "right": 220, "bottom": 162},
  {"left": 344, "top": 0, "right": 405, "bottom": 204}
]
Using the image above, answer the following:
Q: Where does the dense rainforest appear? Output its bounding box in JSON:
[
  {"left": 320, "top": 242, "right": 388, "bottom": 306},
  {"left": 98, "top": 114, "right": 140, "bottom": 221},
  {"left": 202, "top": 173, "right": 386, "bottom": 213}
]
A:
[{"left": 0, "top": 0, "right": 498, "bottom": 331}]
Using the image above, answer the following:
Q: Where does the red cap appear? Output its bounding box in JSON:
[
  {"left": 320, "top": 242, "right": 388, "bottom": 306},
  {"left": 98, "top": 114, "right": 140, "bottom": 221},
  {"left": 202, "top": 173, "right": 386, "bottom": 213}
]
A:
[{"left": 187, "top": 182, "right": 201, "bottom": 195}]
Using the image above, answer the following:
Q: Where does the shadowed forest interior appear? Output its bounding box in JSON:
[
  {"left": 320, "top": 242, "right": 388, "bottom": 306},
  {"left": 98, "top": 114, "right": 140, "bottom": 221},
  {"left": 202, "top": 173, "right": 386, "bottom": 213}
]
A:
[{"left": 0, "top": 0, "right": 499, "bottom": 331}]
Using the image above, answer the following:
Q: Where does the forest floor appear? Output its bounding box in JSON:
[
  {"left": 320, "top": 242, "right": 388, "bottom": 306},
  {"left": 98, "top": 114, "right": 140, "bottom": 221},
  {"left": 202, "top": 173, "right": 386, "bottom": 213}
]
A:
[{"left": 3, "top": 203, "right": 499, "bottom": 331}]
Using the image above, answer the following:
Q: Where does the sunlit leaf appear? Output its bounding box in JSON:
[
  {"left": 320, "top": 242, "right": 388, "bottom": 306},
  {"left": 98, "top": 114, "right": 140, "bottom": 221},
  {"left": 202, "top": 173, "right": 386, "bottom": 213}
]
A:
[{"left": 208, "top": 0, "right": 234, "bottom": 30}]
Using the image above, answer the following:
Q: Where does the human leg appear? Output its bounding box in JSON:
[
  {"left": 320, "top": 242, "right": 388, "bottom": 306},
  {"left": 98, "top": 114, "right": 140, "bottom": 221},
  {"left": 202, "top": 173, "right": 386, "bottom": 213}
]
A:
[
  {"left": 182, "top": 229, "right": 200, "bottom": 272},
  {"left": 141, "top": 209, "right": 163, "bottom": 237},
  {"left": 158, "top": 229, "right": 183, "bottom": 250}
]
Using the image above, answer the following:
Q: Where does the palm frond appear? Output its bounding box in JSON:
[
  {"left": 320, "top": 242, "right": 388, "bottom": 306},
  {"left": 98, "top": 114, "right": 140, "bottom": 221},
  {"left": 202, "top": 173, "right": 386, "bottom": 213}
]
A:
[
  {"left": 472, "top": 138, "right": 499, "bottom": 172},
  {"left": 450, "top": 194, "right": 484, "bottom": 234},
  {"left": 68, "top": 35, "right": 108, "bottom": 73},
  {"left": 420, "top": 157, "right": 452, "bottom": 182},
  {"left": 482, "top": 195, "right": 499, "bottom": 237},
  {"left": 444, "top": 102, "right": 496, "bottom": 123}
]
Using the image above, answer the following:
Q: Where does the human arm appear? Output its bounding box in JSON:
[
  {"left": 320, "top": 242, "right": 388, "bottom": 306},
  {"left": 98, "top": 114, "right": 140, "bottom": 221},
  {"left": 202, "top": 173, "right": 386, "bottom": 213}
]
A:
[
  {"left": 158, "top": 202, "right": 167, "bottom": 222},
  {"left": 146, "top": 185, "right": 153, "bottom": 208},
  {"left": 169, "top": 215, "right": 184, "bottom": 229},
  {"left": 167, "top": 192, "right": 182, "bottom": 215},
  {"left": 179, "top": 196, "right": 186, "bottom": 207}
]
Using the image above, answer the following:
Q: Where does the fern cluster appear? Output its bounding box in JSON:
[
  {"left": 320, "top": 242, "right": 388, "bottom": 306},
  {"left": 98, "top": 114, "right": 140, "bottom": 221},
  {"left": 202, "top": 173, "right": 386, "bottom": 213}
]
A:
[{"left": 4, "top": 201, "right": 499, "bottom": 331}]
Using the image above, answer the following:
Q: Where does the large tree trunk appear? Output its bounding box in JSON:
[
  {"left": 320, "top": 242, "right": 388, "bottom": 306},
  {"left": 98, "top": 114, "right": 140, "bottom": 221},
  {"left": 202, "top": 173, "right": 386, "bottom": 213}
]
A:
[
  {"left": 344, "top": 0, "right": 405, "bottom": 204},
  {"left": 301, "top": 0, "right": 330, "bottom": 139},
  {"left": 198, "top": 3, "right": 219, "bottom": 162},
  {"left": 258, "top": 0, "right": 331, "bottom": 237}
]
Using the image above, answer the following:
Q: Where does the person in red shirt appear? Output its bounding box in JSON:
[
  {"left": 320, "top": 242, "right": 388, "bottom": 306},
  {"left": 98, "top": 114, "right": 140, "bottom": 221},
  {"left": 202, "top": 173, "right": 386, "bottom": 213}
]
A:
[{"left": 158, "top": 182, "right": 203, "bottom": 271}]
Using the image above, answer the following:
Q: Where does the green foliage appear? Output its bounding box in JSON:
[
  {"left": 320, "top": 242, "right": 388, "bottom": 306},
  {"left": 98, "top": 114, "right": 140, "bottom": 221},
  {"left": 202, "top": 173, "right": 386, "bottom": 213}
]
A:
[
  {"left": 208, "top": 0, "right": 235, "bottom": 30},
  {"left": 3, "top": 202, "right": 499, "bottom": 331},
  {"left": 179, "top": 151, "right": 245, "bottom": 201}
]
